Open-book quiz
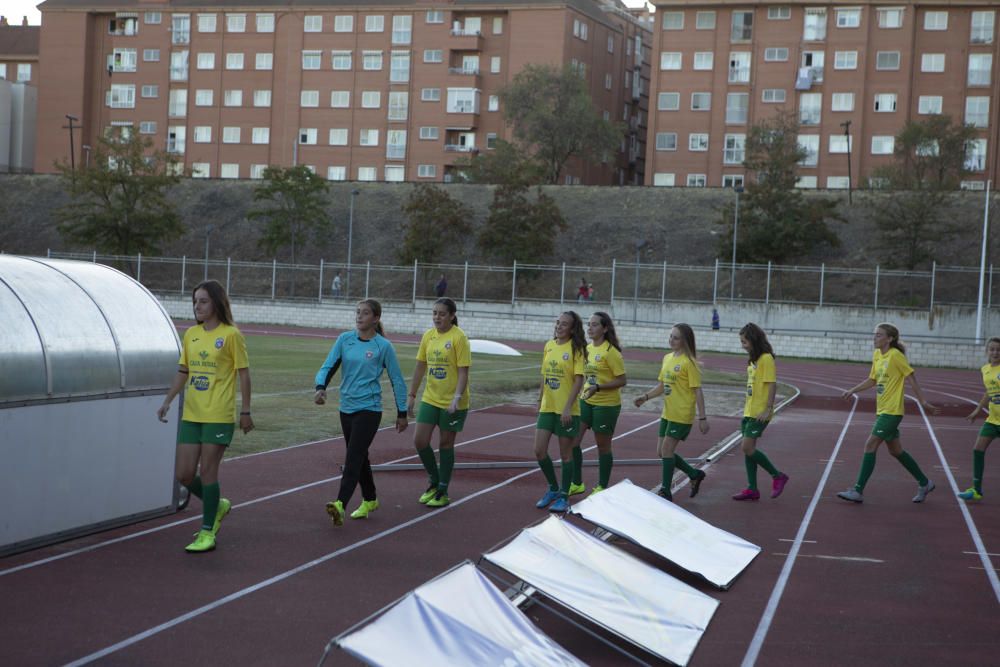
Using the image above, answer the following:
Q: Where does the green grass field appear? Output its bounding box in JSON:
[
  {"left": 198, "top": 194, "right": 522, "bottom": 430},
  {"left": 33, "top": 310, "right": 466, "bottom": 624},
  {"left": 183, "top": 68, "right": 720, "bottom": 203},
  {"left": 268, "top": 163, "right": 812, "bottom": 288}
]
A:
[{"left": 227, "top": 333, "right": 745, "bottom": 457}]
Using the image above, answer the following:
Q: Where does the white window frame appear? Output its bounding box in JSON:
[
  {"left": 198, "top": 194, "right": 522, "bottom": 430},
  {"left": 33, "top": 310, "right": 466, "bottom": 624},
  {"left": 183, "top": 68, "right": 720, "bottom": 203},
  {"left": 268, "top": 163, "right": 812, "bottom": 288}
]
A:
[
  {"left": 696, "top": 11, "right": 716, "bottom": 29},
  {"left": 256, "top": 14, "right": 275, "bottom": 33},
  {"left": 834, "top": 51, "right": 857, "bottom": 70},
  {"left": 764, "top": 47, "right": 788, "bottom": 62},
  {"left": 831, "top": 92, "right": 855, "bottom": 112},
  {"left": 195, "top": 89, "right": 213, "bottom": 106},
  {"left": 876, "top": 51, "right": 900, "bottom": 70},
  {"left": 723, "top": 133, "right": 746, "bottom": 164},
  {"left": 921, "top": 53, "right": 944, "bottom": 73},
  {"left": 222, "top": 126, "right": 241, "bottom": 144},
  {"left": 924, "top": 11, "right": 947, "bottom": 31},
  {"left": 660, "top": 52, "right": 681, "bottom": 70},
  {"left": 873, "top": 93, "right": 897, "bottom": 112},
  {"left": 662, "top": 11, "right": 684, "bottom": 30},
  {"left": 871, "top": 135, "right": 895, "bottom": 154},
  {"left": 329, "top": 128, "right": 348, "bottom": 146},
  {"left": 252, "top": 128, "right": 270, "bottom": 144},
  {"left": 253, "top": 90, "right": 271, "bottom": 107},
  {"left": 691, "top": 92, "right": 711, "bottom": 111},
  {"left": 762, "top": 88, "right": 786, "bottom": 103},
  {"left": 330, "top": 91, "right": 350, "bottom": 108},
  {"left": 304, "top": 15, "right": 323, "bottom": 33},
  {"left": 918, "top": 95, "right": 942, "bottom": 115},
  {"left": 300, "top": 90, "right": 320, "bottom": 107},
  {"left": 689, "top": 133, "right": 709, "bottom": 152},
  {"left": 256, "top": 53, "right": 273, "bottom": 70},
  {"left": 877, "top": 8, "right": 904, "bottom": 29},
  {"left": 658, "top": 92, "right": 680, "bottom": 111},
  {"left": 365, "top": 15, "right": 384, "bottom": 32}
]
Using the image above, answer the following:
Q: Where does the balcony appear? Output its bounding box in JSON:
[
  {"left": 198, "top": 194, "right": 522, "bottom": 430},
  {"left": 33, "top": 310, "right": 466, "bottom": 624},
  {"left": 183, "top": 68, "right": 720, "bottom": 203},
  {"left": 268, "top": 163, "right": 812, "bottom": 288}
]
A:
[
  {"left": 449, "top": 28, "right": 484, "bottom": 51},
  {"left": 444, "top": 144, "right": 478, "bottom": 153},
  {"left": 448, "top": 66, "right": 481, "bottom": 88}
]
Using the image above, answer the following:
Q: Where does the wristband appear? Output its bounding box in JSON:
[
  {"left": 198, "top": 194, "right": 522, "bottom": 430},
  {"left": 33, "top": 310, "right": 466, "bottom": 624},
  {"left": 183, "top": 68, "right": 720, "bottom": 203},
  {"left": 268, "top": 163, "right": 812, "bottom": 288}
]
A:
[
  {"left": 240, "top": 411, "right": 251, "bottom": 416},
  {"left": 697, "top": 417, "right": 706, "bottom": 421}
]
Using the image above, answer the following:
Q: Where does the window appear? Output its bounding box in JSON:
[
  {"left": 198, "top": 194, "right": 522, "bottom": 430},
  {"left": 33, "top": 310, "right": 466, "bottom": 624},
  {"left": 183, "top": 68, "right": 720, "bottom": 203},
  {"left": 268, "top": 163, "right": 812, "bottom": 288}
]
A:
[
  {"left": 966, "top": 97, "right": 990, "bottom": 128},
  {"left": 447, "top": 88, "right": 480, "bottom": 113},
  {"left": 257, "top": 14, "right": 275, "bottom": 32},
  {"left": 967, "top": 139, "right": 988, "bottom": 170},
  {"left": 256, "top": 53, "right": 273, "bottom": 70},
  {"left": 107, "top": 84, "right": 136, "bottom": 108},
  {"left": 300, "top": 90, "right": 319, "bottom": 107},
  {"left": 424, "top": 49, "right": 443, "bottom": 63},
  {"left": 488, "top": 95, "right": 499, "bottom": 112},
  {"left": 572, "top": 19, "right": 589, "bottom": 40},
  {"left": 0, "top": 64, "right": 6, "bottom": 79},
  {"left": 921, "top": 54, "right": 944, "bottom": 73},
  {"left": 329, "top": 128, "right": 348, "bottom": 145},
  {"left": 143, "top": 48, "right": 159, "bottom": 62},
  {"left": 145, "top": 12, "right": 161, "bottom": 24},
  {"left": 355, "top": 91, "right": 380, "bottom": 111},
  {"left": 655, "top": 132, "right": 678, "bottom": 151},
  {"left": 971, "top": 11, "right": 995, "bottom": 44},
  {"left": 421, "top": 88, "right": 441, "bottom": 102},
  {"left": 191, "top": 163, "right": 210, "bottom": 178},
  {"left": 969, "top": 54, "right": 993, "bottom": 86},
  {"left": 171, "top": 14, "right": 190, "bottom": 45},
  {"left": 724, "top": 134, "right": 746, "bottom": 164},
  {"left": 330, "top": 91, "right": 350, "bottom": 108},
  {"left": 653, "top": 173, "right": 676, "bottom": 187},
  {"left": 924, "top": 11, "right": 947, "bottom": 30},
  {"left": 164, "top": 89, "right": 185, "bottom": 118},
  {"left": 962, "top": 180, "right": 987, "bottom": 191},
  {"left": 687, "top": 174, "right": 707, "bottom": 187},
  {"left": 763, "top": 88, "right": 786, "bottom": 103},
  {"left": 198, "top": 14, "right": 217, "bottom": 33},
  {"left": 834, "top": 51, "right": 857, "bottom": 69},
  {"left": 874, "top": 93, "right": 897, "bottom": 112},
  {"left": 876, "top": 51, "right": 900, "bottom": 70},
  {"left": 222, "top": 127, "right": 241, "bottom": 144},
  {"left": 918, "top": 96, "right": 942, "bottom": 115},
  {"left": 302, "top": 51, "right": 321, "bottom": 70},
  {"left": 327, "top": 166, "right": 347, "bottom": 181},
  {"left": 388, "top": 91, "right": 408, "bottom": 120},
  {"left": 225, "top": 14, "right": 245, "bottom": 32},
  {"left": 660, "top": 52, "right": 681, "bottom": 70},
  {"left": 386, "top": 130, "right": 407, "bottom": 159},
  {"left": 804, "top": 8, "right": 827, "bottom": 40},
  {"left": 197, "top": 53, "right": 215, "bottom": 70},
  {"left": 729, "top": 52, "right": 751, "bottom": 83},
  {"left": 829, "top": 135, "right": 852, "bottom": 153},
  {"left": 166, "top": 126, "right": 186, "bottom": 154},
  {"left": 298, "top": 128, "right": 317, "bottom": 145},
  {"left": 426, "top": 11, "right": 444, "bottom": 24},
  {"left": 493, "top": 17, "right": 503, "bottom": 34},
  {"left": 417, "top": 164, "right": 437, "bottom": 178},
  {"left": 366, "top": 15, "right": 384, "bottom": 32},
  {"left": 689, "top": 133, "right": 709, "bottom": 151},
  {"left": 764, "top": 47, "right": 788, "bottom": 62},
  {"left": 359, "top": 129, "right": 379, "bottom": 146},
  {"left": 726, "top": 93, "right": 749, "bottom": 123},
  {"left": 831, "top": 92, "right": 854, "bottom": 111},
  {"left": 802, "top": 51, "right": 825, "bottom": 81},
  {"left": 363, "top": 50, "right": 383, "bottom": 70},
  {"left": 392, "top": 15, "right": 412, "bottom": 44},
  {"left": 332, "top": 50, "right": 352, "bottom": 70},
  {"left": 768, "top": 7, "right": 790, "bottom": 20},
  {"left": 836, "top": 8, "right": 860, "bottom": 28},
  {"left": 662, "top": 12, "right": 684, "bottom": 30},
  {"left": 170, "top": 50, "right": 189, "bottom": 81},
  {"left": 798, "top": 135, "right": 819, "bottom": 166},
  {"left": 109, "top": 48, "right": 137, "bottom": 72},
  {"left": 419, "top": 127, "right": 439, "bottom": 140},
  {"left": 224, "top": 90, "right": 242, "bottom": 107},
  {"left": 334, "top": 15, "right": 354, "bottom": 32},
  {"left": 304, "top": 15, "right": 322, "bottom": 32},
  {"left": 723, "top": 175, "right": 745, "bottom": 188},
  {"left": 390, "top": 51, "right": 410, "bottom": 82},
  {"left": 253, "top": 90, "right": 271, "bottom": 107},
  {"left": 871, "top": 135, "right": 895, "bottom": 154},
  {"left": 490, "top": 56, "right": 501, "bottom": 74},
  {"left": 220, "top": 164, "right": 239, "bottom": 179},
  {"left": 694, "top": 52, "right": 714, "bottom": 70},
  {"left": 605, "top": 73, "right": 612, "bottom": 90},
  {"left": 731, "top": 11, "right": 753, "bottom": 41},
  {"left": 878, "top": 8, "right": 903, "bottom": 29},
  {"left": 226, "top": 53, "right": 244, "bottom": 70},
  {"left": 195, "top": 89, "right": 213, "bottom": 106},
  {"left": 357, "top": 167, "right": 377, "bottom": 182},
  {"left": 826, "top": 176, "right": 850, "bottom": 189},
  {"left": 696, "top": 11, "right": 716, "bottom": 29},
  {"left": 691, "top": 92, "right": 711, "bottom": 110},
  {"left": 800, "top": 93, "right": 822, "bottom": 125},
  {"left": 658, "top": 92, "right": 680, "bottom": 110},
  {"left": 141, "top": 84, "right": 158, "bottom": 98},
  {"left": 193, "top": 126, "right": 212, "bottom": 143},
  {"left": 796, "top": 176, "right": 817, "bottom": 188}
]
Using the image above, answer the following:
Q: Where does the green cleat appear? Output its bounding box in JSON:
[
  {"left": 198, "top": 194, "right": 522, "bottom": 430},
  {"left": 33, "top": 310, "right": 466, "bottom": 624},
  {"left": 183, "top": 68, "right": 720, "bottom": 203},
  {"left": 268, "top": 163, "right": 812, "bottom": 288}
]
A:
[
  {"left": 326, "top": 499, "right": 345, "bottom": 526},
  {"left": 958, "top": 487, "right": 983, "bottom": 501},
  {"left": 350, "top": 499, "right": 379, "bottom": 519},
  {"left": 418, "top": 485, "right": 437, "bottom": 504},
  {"left": 568, "top": 482, "right": 586, "bottom": 496},
  {"left": 425, "top": 491, "right": 450, "bottom": 507},
  {"left": 185, "top": 529, "right": 216, "bottom": 553},
  {"left": 588, "top": 485, "right": 605, "bottom": 496},
  {"left": 212, "top": 498, "right": 231, "bottom": 536}
]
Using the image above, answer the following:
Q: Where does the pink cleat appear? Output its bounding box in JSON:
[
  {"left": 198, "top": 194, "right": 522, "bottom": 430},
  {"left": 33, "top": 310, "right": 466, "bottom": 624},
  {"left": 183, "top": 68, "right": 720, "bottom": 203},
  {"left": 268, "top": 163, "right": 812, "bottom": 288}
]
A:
[
  {"left": 771, "top": 473, "right": 790, "bottom": 499},
  {"left": 732, "top": 488, "right": 761, "bottom": 501}
]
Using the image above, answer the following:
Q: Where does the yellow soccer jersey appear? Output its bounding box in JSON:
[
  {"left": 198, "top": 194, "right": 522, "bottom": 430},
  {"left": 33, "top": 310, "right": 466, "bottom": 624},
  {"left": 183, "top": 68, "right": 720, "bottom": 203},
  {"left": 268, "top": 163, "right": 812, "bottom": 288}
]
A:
[
  {"left": 660, "top": 352, "right": 701, "bottom": 424},
  {"left": 981, "top": 363, "right": 1000, "bottom": 425},
  {"left": 416, "top": 326, "right": 471, "bottom": 410},
  {"left": 540, "top": 339, "right": 585, "bottom": 415},
  {"left": 581, "top": 341, "right": 626, "bottom": 407},
  {"left": 744, "top": 353, "right": 777, "bottom": 418},
  {"left": 179, "top": 323, "right": 249, "bottom": 423},
  {"left": 869, "top": 347, "right": 913, "bottom": 416}
]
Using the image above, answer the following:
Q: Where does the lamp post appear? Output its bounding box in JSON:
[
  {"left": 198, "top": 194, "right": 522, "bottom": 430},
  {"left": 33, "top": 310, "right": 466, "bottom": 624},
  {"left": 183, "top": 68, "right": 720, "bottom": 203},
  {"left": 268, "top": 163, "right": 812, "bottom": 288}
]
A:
[
  {"left": 840, "top": 119, "right": 853, "bottom": 205},
  {"left": 64, "top": 114, "right": 78, "bottom": 180},
  {"left": 730, "top": 185, "right": 743, "bottom": 301},
  {"left": 203, "top": 224, "right": 215, "bottom": 281},
  {"left": 346, "top": 189, "right": 360, "bottom": 298},
  {"left": 975, "top": 180, "right": 992, "bottom": 343}
]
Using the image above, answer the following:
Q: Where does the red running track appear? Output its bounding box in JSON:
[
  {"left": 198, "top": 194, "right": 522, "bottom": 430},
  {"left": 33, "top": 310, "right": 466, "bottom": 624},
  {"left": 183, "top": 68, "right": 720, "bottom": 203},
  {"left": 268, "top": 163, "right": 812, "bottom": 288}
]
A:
[{"left": 1, "top": 336, "right": 998, "bottom": 666}]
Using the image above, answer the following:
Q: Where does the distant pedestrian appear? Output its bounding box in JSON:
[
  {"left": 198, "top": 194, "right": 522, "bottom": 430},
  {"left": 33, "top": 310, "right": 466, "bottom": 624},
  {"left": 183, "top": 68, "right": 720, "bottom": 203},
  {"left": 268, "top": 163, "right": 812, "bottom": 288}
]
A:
[
  {"left": 577, "top": 278, "right": 589, "bottom": 303},
  {"left": 332, "top": 272, "right": 342, "bottom": 298},
  {"left": 711, "top": 308, "right": 720, "bottom": 330},
  {"left": 587, "top": 282, "right": 595, "bottom": 302},
  {"left": 435, "top": 273, "right": 448, "bottom": 297},
  {"left": 958, "top": 337, "right": 1000, "bottom": 501}
]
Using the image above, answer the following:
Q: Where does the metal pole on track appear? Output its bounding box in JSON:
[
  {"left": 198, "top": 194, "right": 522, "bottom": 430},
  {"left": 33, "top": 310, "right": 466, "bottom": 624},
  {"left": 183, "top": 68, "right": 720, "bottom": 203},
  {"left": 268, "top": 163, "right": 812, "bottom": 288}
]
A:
[{"left": 975, "top": 179, "right": 991, "bottom": 344}]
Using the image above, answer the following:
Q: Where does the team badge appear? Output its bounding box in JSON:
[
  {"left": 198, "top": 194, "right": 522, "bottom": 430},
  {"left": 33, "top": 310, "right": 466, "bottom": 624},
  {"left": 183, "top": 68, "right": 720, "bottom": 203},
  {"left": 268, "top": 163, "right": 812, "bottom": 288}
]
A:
[
  {"left": 563, "top": 353, "right": 570, "bottom": 361},
  {"left": 674, "top": 365, "right": 681, "bottom": 372},
  {"left": 594, "top": 354, "right": 601, "bottom": 361},
  {"left": 215, "top": 338, "right": 224, "bottom": 349},
  {"left": 444, "top": 341, "right": 452, "bottom": 349},
  {"left": 365, "top": 350, "right": 374, "bottom": 359}
]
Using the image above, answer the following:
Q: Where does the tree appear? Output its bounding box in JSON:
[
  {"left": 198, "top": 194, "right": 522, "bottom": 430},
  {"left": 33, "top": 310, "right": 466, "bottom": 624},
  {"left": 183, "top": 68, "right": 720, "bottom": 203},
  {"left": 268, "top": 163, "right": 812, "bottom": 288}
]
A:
[
  {"left": 500, "top": 63, "right": 623, "bottom": 184},
  {"left": 248, "top": 165, "right": 330, "bottom": 265},
  {"left": 717, "top": 112, "right": 842, "bottom": 264},
  {"left": 56, "top": 129, "right": 184, "bottom": 268},
  {"left": 867, "top": 115, "right": 978, "bottom": 269},
  {"left": 398, "top": 183, "right": 474, "bottom": 264},
  {"left": 453, "top": 139, "right": 547, "bottom": 186},
  {"left": 477, "top": 185, "right": 566, "bottom": 265}
]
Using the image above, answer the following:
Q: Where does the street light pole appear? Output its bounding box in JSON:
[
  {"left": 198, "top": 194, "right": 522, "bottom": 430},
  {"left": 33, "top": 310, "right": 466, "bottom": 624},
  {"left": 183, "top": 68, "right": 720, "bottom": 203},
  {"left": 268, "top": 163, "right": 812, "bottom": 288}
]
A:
[
  {"left": 64, "top": 114, "right": 78, "bottom": 181},
  {"left": 346, "top": 189, "right": 360, "bottom": 298},
  {"left": 975, "top": 180, "right": 991, "bottom": 344},
  {"left": 841, "top": 120, "right": 853, "bottom": 205},
  {"left": 730, "top": 186, "right": 743, "bottom": 301}
]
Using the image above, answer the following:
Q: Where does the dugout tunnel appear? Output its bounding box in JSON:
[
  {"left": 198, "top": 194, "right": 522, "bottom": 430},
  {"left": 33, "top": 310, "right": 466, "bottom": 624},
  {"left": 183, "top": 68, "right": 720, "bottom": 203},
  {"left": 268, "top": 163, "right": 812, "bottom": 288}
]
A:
[{"left": 0, "top": 256, "right": 181, "bottom": 556}]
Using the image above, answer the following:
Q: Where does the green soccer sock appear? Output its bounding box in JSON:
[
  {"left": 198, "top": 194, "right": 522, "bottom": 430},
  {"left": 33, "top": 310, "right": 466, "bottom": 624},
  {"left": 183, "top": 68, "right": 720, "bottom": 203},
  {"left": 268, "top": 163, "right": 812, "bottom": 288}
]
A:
[
  {"left": 572, "top": 446, "right": 584, "bottom": 485},
  {"left": 438, "top": 448, "right": 455, "bottom": 492},
  {"left": 673, "top": 454, "right": 696, "bottom": 478},
  {"left": 973, "top": 450, "right": 985, "bottom": 494},
  {"left": 750, "top": 450, "right": 780, "bottom": 477},
  {"left": 201, "top": 482, "right": 220, "bottom": 532},
  {"left": 184, "top": 475, "right": 203, "bottom": 499},
  {"left": 855, "top": 452, "right": 877, "bottom": 492},
  {"left": 661, "top": 457, "right": 676, "bottom": 491},
  {"left": 598, "top": 452, "right": 614, "bottom": 488},
  {"left": 744, "top": 455, "right": 759, "bottom": 490},
  {"left": 417, "top": 447, "right": 439, "bottom": 488},
  {"left": 896, "top": 451, "right": 928, "bottom": 486},
  {"left": 538, "top": 456, "right": 558, "bottom": 491},
  {"left": 560, "top": 460, "right": 574, "bottom": 494}
]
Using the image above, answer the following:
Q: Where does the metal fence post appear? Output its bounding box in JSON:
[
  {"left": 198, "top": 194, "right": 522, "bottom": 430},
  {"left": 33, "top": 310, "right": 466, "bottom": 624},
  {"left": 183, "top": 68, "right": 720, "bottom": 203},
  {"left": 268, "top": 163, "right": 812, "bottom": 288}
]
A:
[
  {"left": 610, "top": 259, "right": 616, "bottom": 304},
  {"left": 511, "top": 260, "right": 517, "bottom": 305},
  {"left": 989, "top": 264, "right": 994, "bottom": 310},
  {"left": 136, "top": 253, "right": 142, "bottom": 282},
  {"left": 874, "top": 265, "right": 880, "bottom": 310},
  {"left": 412, "top": 259, "right": 418, "bottom": 305},
  {"left": 929, "top": 260, "right": 936, "bottom": 311},
  {"left": 226, "top": 257, "right": 231, "bottom": 294},
  {"left": 463, "top": 261, "right": 468, "bottom": 305},
  {"left": 819, "top": 263, "right": 825, "bottom": 307},
  {"left": 319, "top": 258, "right": 324, "bottom": 302},
  {"left": 560, "top": 262, "right": 566, "bottom": 307},
  {"left": 712, "top": 259, "right": 718, "bottom": 305},
  {"left": 271, "top": 259, "right": 277, "bottom": 299},
  {"left": 765, "top": 261, "right": 772, "bottom": 305},
  {"left": 660, "top": 261, "right": 667, "bottom": 304},
  {"left": 181, "top": 256, "right": 186, "bottom": 294},
  {"left": 365, "top": 261, "right": 371, "bottom": 299},
  {"left": 92, "top": 250, "right": 97, "bottom": 263}
]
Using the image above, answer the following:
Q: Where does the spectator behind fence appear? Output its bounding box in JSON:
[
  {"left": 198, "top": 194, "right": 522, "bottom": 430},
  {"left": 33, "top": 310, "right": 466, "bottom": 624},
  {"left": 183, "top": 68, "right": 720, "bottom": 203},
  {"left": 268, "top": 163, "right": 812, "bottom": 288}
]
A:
[
  {"left": 435, "top": 274, "right": 448, "bottom": 297},
  {"left": 577, "top": 278, "right": 589, "bottom": 303},
  {"left": 332, "top": 272, "right": 342, "bottom": 298}
]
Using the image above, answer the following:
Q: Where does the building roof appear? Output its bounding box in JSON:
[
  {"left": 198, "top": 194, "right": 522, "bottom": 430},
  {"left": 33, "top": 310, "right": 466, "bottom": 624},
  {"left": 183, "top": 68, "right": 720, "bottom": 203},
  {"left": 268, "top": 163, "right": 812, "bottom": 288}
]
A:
[{"left": 0, "top": 26, "right": 40, "bottom": 58}]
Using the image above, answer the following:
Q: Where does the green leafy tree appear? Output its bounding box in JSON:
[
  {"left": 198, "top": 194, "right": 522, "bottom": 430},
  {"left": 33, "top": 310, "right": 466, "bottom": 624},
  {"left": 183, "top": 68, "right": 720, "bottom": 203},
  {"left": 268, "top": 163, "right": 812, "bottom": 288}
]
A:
[
  {"left": 454, "top": 139, "right": 547, "bottom": 186},
  {"left": 500, "top": 64, "right": 623, "bottom": 184},
  {"left": 717, "top": 112, "right": 842, "bottom": 263},
  {"left": 867, "top": 115, "right": 978, "bottom": 269},
  {"left": 398, "top": 183, "right": 474, "bottom": 264},
  {"left": 248, "top": 165, "right": 330, "bottom": 265},
  {"left": 56, "top": 129, "right": 184, "bottom": 270},
  {"left": 477, "top": 185, "right": 566, "bottom": 265}
]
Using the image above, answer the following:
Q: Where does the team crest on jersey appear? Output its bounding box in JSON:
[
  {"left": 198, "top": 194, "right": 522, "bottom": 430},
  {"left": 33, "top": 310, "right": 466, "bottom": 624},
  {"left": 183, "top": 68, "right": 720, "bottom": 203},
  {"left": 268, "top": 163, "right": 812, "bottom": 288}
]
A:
[
  {"left": 444, "top": 341, "right": 452, "bottom": 349},
  {"left": 215, "top": 338, "right": 224, "bottom": 349},
  {"left": 674, "top": 365, "right": 681, "bottom": 372},
  {"left": 199, "top": 351, "right": 209, "bottom": 360},
  {"left": 365, "top": 350, "right": 374, "bottom": 359},
  {"left": 563, "top": 353, "right": 570, "bottom": 361},
  {"left": 594, "top": 354, "right": 601, "bottom": 361}
]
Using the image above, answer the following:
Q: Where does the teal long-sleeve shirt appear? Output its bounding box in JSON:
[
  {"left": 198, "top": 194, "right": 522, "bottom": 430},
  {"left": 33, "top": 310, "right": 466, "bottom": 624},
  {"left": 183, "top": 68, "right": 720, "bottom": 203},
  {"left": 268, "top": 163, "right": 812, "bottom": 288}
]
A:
[{"left": 314, "top": 330, "right": 408, "bottom": 416}]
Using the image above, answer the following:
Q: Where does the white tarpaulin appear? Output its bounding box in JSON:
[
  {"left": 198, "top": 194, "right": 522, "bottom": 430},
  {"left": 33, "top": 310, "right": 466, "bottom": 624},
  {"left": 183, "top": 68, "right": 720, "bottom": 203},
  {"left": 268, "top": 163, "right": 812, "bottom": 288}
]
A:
[
  {"left": 469, "top": 339, "right": 522, "bottom": 356},
  {"left": 483, "top": 517, "right": 718, "bottom": 666},
  {"left": 571, "top": 479, "right": 761, "bottom": 590},
  {"left": 335, "top": 562, "right": 584, "bottom": 667}
]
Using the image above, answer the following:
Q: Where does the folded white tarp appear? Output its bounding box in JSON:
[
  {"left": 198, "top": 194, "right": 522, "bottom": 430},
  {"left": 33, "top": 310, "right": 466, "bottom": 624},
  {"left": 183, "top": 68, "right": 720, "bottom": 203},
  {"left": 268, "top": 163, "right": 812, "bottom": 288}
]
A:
[
  {"left": 335, "top": 561, "right": 584, "bottom": 667},
  {"left": 571, "top": 479, "right": 761, "bottom": 589},
  {"left": 483, "top": 516, "right": 718, "bottom": 667}
]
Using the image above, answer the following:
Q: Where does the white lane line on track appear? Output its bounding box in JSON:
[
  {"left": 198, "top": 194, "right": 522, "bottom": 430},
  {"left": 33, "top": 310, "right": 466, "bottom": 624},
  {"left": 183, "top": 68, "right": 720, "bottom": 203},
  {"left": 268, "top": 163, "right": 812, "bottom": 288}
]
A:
[
  {"left": 772, "top": 553, "right": 885, "bottom": 563},
  {"left": 963, "top": 551, "right": 1000, "bottom": 557}
]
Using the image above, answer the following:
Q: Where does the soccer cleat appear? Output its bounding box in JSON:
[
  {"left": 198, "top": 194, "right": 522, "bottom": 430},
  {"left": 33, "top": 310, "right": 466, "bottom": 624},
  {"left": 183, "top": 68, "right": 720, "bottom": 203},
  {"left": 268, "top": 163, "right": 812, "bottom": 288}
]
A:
[
  {"left": 912, "top": 479, "right": 935, "bottom": 503},
  {"left": 326, "top": 499, "right": 345, "bottom": 526},
  {"left": 837, "top": 488, "right": 864, "bottom": 503},
  {"left": 350, "top": 499, "right": 379, "bottom": 519},
  {"left": 657, "top": 486, "right": 673, "bottom": 502},
  {"left": 212, "top": 498, "right": 231, "bottom": 535},
  {"left": 589, "top": 485, "right": 606, "bottom": 496},
  {"left": 535, "top": 489, "right": 560, "bottom": 509},
  {"left": 732, "top": 488, "right": 761, "bottom": 501},
  {"left": 771, "top": 473, "right": 790, "bottom": 499},
  {"left": 426, "top": 491, "right": 451, "bottom": 507},
  {"left": 548, "top": 494, "right": 570, "bottom": 513},
  {"left": 689, "top": 470, "right": 707, "bottom": 498},
  {"left": 185, "top": 529, "right": 216, "bottom": 553},
  {"left": 958, "top": 487, "right": 983, "bottom": 501},
  {"left": 568, "top": 482, "right": 586, "bottom": 496},
  {"left": 418, "top": 485, "right": 437, "bottom": 504}
]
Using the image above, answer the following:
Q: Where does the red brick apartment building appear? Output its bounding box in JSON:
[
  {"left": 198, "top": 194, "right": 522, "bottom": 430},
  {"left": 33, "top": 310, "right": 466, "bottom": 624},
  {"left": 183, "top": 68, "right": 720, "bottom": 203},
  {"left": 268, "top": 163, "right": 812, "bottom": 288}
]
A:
[
  {"left": 0, "top": 19, "right": 40, "bottom": 86},
  {"left": 33, "top": 0, "right": 651, "bottom": 184},
  {"left": 645, "top": 1, "right": 1000, "bottom": 189}
]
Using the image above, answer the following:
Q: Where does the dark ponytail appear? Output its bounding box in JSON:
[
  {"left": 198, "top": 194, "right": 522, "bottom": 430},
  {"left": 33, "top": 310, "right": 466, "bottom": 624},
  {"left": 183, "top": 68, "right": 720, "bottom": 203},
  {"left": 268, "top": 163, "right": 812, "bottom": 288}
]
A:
[
  {"left": 563, "top": 311, "right": 589, "bottom": 362},
  {"left": 877, "top": 322, "right": 905, "bottom": 355},
  {"left": 739, "top": 322, "right": 774, "bottom": 363},
  {"left": 593, "top": 311, "right": 622, "bottom": 352},
  {"left": 360, "top": 299, "right": 385, "bottom": 336},
  {"left": 435, "top": 297, "right": 458, "bottom": 326}
]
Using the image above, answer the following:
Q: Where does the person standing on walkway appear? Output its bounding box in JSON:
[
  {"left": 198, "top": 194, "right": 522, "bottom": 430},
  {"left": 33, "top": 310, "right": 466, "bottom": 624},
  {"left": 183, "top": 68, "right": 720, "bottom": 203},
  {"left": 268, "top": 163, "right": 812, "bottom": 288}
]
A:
[
  {"left": 958, "top": 337, "right": 1000, "bottom": 501},
  {"left": 837, "top": 323, "right": 938, "bottom": 504},
  {"left": 157, "top": 280, "right": 254, "bottom": 553},
  {"left": 435, "top": 274, "right": 448, "bottom": 297},
  {"left": 731, "top": 323, "right": 789, "bottom": 501},
  {"left": 407, "top": 298, "right": 471, "bottom": 508},
  {"left": 634, "top": 324, "right": 708, "bottom": 501},
  {"left": 314, "top": 299, "right": 408, "bottom": 525},
  {"left": 332, "top": 272, "right": 342, "bottom": 298}
]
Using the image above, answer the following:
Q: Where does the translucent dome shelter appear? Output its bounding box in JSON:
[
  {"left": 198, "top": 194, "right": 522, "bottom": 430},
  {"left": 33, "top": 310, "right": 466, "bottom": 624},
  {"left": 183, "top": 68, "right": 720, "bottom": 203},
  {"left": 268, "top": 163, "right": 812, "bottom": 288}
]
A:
[{"left": 0, "top": 256, "right": 181, "bottom": 556}]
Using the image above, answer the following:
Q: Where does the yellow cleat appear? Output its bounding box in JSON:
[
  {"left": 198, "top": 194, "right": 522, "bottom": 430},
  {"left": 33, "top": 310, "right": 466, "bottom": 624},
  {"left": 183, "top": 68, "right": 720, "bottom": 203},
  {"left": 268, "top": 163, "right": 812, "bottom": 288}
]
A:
[
  {"left": 326, "top": 500, "right": 345, "bottom": 526},
  {"left": 185, "top": 529, "right": 216, "bottom": 553},
  {"left": 350, "top": 499, "right": 380, "bottom": 519}
]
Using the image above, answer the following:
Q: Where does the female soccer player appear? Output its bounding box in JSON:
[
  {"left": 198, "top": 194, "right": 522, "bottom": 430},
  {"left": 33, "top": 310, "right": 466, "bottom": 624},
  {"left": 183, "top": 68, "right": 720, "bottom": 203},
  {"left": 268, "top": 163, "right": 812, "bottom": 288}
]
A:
[
  {"left": 634, "top": 324, "right": 708, "bottom": 501},
  {"left": 157, "top": 280, "right": 253, "bottom": 553},
  {"left": 837, "top": 323, "right": 937, "bottom": 504},
  {"left": 314, "top": 299, "right": 408, "bottom": 525},
  {"left": 732, "top": 323, "right": 789, "bottom": 501},
  {"left": 407, "top": 298, "right": 471, "bottom": 508},
  {"left": 534, "top": 312, "right": 586, "bottom": 513},
  {"left": 569, "top": 312, "right": 627, "bottom": 495},
  {"left": 959, "top": 337, "right": 1000, "bottom": 501}
]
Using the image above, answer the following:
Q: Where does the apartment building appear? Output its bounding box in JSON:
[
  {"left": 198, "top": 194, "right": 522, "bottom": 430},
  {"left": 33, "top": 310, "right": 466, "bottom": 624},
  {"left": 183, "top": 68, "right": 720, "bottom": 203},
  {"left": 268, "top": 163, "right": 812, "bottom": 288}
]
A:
[
  {"left": 0, "top": 20, "right": 40, "bottom": 86},
  {"left": 33, "top": 0, "right": 651, "bottom": 184},
  {"left": 646, "top": 2, "right": 1000, "bottom": 189}
]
